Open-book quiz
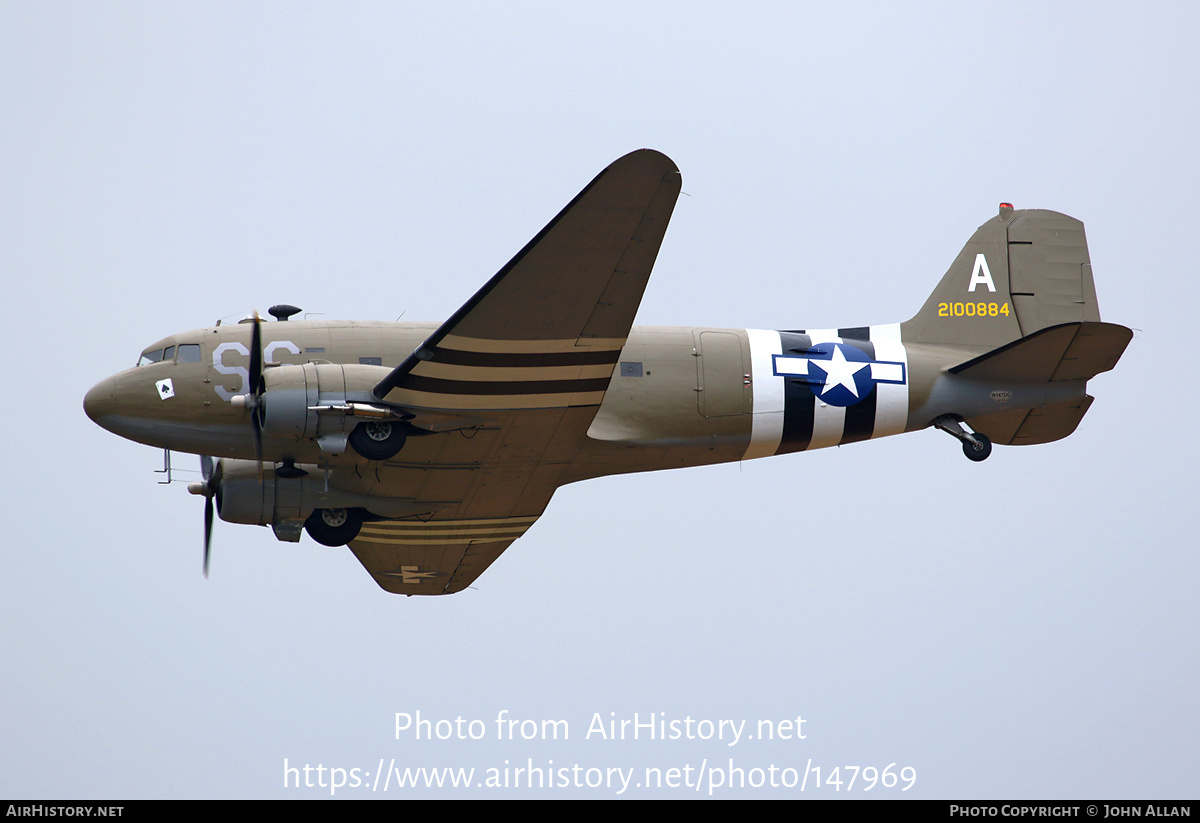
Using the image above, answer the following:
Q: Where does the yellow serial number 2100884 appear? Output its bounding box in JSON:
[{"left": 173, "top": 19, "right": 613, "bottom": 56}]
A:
[{"left": 938, "top": 302, "right": 1010, "bottom": 318}]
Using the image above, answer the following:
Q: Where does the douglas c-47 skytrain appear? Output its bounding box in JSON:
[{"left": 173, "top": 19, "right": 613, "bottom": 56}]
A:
[{"left": 84, "top": 150, "right": 1131, "bottom": 595}]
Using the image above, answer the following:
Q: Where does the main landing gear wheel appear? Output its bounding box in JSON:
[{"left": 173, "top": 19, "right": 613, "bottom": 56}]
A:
[
  {"left": 348, "top": 421, "right": 406, "bottom": 460},
  {"left": 305, "top": 507, "right": 364, "bottom": 547},
  {"left": 962, "top": 433, "right": 992, "bottom": 462}
]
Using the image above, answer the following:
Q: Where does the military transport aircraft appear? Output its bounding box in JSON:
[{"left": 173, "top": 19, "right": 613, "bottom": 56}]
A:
[{"left": 84, "top": 150, "right": 1131, "bottom": 596}]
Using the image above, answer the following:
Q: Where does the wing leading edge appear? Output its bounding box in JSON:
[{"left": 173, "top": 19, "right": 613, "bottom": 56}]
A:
[{"left": 353, "top": 150, "right": 682, "bottom": 595}]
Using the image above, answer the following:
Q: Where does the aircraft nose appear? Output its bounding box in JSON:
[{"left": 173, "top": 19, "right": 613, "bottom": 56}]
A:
[{"left": 83, "top": 376, "right": 118, "bottom": 427}]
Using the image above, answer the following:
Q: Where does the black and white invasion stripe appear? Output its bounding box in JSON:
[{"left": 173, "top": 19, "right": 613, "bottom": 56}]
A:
[{"left": 743, "top": 324, "right": 910, "bottom": 460}]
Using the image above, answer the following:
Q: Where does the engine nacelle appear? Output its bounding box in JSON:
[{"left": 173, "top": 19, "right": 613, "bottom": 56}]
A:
[
  {"left": 215, "top": 458, "right": 327, "bottom": 525},
  {"left": 214, "top": 458, "right": 432, "bottom": 526},
  {"left": 257, "top": 363, "right": 398, "bottom": 451}
]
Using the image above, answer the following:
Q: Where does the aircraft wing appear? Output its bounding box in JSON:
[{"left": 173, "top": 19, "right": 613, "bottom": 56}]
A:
[
  {"left": 353, "top": 150, "right": 681, "bottom": 594},
  {"left": 373, "top": 149, "right": 681, "bottom": 411},
  {"left": 348, "top": 516, "right": 539, "bottom": 595}
]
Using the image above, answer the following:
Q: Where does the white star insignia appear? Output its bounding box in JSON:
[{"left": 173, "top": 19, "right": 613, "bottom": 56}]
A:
[{"left": 812, "top": 346, "right": 867, "bottom": 398}]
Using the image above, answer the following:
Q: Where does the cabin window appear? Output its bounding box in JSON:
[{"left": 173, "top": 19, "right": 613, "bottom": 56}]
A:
[{"left": 178, "top": 344, "right": 201, "bottom": 362}]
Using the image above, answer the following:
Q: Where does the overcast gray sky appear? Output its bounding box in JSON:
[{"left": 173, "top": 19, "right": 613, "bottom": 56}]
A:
[{"left": 2, "top": 2, "right": 1196, "bottom": 798}]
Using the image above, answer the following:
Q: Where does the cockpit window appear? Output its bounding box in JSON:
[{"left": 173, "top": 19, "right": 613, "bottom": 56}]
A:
[
  {"left": 138, "top": 349, "right": 164, "bottom": 367},
  {"left": 138, "top": 343, "right": 198, "bottom": 366}
]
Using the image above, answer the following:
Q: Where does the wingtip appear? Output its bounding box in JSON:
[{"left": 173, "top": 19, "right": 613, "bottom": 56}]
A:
[{"left": 613, "top": 148, "right": 679, "bottom": 175}]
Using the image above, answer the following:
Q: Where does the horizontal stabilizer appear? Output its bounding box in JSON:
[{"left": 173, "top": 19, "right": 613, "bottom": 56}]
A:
[
  {"left": 1012, "top": 395, "right": 1095, "bottom": 445},
  {"left": 970, "top": 395, "right": 1095, "bottom": 446},
  {"left": 949, "top": 322, "right": 1132, "bottom": 383}
]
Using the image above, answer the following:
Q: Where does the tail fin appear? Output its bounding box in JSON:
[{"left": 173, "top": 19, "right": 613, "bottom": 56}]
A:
[{"left": 903, "top": 206, "right": 1103, "bottom": 350}]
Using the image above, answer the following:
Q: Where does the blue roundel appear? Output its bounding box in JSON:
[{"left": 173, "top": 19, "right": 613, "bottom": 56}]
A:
[{"left": 806, "top": 343, "right": 874, "bottom": 407}]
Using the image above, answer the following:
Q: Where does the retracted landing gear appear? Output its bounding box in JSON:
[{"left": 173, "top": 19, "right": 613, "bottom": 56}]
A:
[
  {"left": 348, "top": 421, "right": 407, "bottom": 461},
  {"left": 933, "top": 415, "right": 993, "bottom": 462},
  {"left": 305, "top": 507, "right": 364, "bottom": 546}
]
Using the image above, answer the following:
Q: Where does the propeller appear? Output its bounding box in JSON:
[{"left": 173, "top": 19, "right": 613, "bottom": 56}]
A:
[
  {"left": 248, "top": 311, "right": 264, "bottom": 476},
  {"left": 229, "top": 311, "right": 308, "bottom": 481},
  {"left": 188, "top": 455, "right": 222, "bottom": 577},
  {"left": 230, "top": 312, "right": 266, "bottom": 477}
]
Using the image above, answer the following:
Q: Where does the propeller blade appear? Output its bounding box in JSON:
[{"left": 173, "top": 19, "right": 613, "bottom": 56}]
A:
[
  {"left": 248, "top": 312, "right": 265, "bottom": 481},
  {"left": 196, "top": 455, "right": 220, "bottom": 578},
  {"left": 203, "top": 494, "right": 213, "bottom": 578},
  {"left": 248, "top": 311, "right": 263, "bottom": 395}
]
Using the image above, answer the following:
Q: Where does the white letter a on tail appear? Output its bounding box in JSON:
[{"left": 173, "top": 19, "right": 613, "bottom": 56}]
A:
[{"left": 968, "top": 253, "right": 996, "bottom": 293}]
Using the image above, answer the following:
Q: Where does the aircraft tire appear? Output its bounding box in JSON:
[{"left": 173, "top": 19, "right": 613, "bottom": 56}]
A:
[
  {"left": 348, "top": 421, "right": 406, "bottom": 460},
  {"left": 305, "top": 507, "right": 364, "bottom": 547},
  {"left": 963, "top": 433, "right": 992, "bottom": 462}
]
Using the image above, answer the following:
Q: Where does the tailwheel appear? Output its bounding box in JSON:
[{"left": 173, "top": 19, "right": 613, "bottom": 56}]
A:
[
  {"left": 305, "top": 507, "right": 364, "bottom": 547},
  {"left": 962, "top": 432, "right": 992, "bottom": 462},
  {"left": 348, "top": 421, "right": 406, "bottom": 460},
  {"left": 933, "top": 415, "right": 994, "bottom": 462}
]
